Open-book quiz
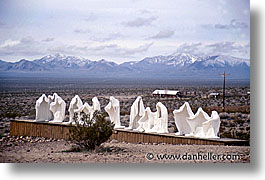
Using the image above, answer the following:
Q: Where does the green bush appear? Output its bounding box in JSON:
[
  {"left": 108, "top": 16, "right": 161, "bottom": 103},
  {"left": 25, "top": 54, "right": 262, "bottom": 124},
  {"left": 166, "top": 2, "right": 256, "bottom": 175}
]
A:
[{"left": 68, "top": 111, "right": 114, "bottom": 151}]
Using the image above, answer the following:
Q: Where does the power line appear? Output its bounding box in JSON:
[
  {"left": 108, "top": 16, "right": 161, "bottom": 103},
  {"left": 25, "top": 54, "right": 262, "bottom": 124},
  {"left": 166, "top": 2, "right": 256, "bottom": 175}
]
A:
[{"left": 219, "top": 72, "right": 230, "bottom": 112}]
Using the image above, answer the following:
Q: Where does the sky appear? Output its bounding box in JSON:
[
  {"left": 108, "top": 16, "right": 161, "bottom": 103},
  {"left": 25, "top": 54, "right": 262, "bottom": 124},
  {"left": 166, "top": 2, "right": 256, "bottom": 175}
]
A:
[{"left": 0, "top": 0, "right": 250, "bottom": 63}]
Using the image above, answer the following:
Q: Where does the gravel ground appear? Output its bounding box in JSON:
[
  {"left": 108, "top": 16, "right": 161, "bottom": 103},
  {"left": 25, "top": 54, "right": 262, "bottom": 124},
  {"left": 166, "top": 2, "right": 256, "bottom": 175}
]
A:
[{"left": 0, "top": 136, "right": 250, "bottom": 163}]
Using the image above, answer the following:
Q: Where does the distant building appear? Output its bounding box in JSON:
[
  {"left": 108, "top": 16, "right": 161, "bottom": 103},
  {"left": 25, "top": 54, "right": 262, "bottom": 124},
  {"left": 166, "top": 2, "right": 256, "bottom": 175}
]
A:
[
  {"left": 208, "top": 92, "right": 220, "bottom": 98},
  {"left": 152, "top": 89, "right": 181, "bottom": 98}
]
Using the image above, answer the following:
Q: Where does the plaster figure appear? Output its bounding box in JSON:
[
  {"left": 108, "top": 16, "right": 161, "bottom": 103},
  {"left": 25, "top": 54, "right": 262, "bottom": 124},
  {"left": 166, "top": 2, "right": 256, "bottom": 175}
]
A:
[
  {"left": 49, "top": 94, "right": 66, "bottom": 122},
  {"left": 173, "top": 102, "right": 193, "bottom": 135},
  {"left": 92, "top": 97, "right": 101, "bottom": 112},
  {"left": 104, "top": 96, "right": 124, "bottom": 129},
  {"left": 68, "top": 95, "right": 83, "bottom": 123},
  {"left": 201, "top": 111, "right": 221, "bottom": 138},
  {"left": 126, "top": 96, "right": 145, "bottom": 130},
  {"left": 35, "top": 94, "right": 52, "bottom": 121},
  {"left": 151, "top": 102, "right": 169, "bottom": 133},
  {"left": 186, "top": 107, "right": 209, "bottom": 137},
  {"left": 136, "top": 107, "right": 156, "bottom": 132}
]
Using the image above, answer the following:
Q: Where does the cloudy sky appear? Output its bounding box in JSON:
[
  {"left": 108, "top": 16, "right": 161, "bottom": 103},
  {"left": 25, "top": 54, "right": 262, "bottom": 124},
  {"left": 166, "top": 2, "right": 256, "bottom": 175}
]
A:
[{"left": 0, "top": 0, "right": 249, "bottom": 63}]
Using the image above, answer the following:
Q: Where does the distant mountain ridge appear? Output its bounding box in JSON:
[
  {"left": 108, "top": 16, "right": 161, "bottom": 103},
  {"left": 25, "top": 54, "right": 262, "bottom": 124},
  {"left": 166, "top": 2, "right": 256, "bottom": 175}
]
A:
[{"left": 0, "top": 53, "right": 250, "bottom": 79}]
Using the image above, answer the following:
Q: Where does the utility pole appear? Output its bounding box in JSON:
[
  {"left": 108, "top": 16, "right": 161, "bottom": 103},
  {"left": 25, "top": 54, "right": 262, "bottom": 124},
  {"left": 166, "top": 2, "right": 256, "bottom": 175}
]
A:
[{"left": 219, "top": 71, "right": 230, "bottom": 112}]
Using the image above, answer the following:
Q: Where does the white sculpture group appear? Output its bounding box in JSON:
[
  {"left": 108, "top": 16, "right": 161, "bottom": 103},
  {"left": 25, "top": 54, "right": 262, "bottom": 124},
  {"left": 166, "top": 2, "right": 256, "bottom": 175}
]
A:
[
  {"left": 124, "top": 97, "right": 168, "bottom": 133},
  {"left": 35, "top": 93, "right": 66, "bottom": 122},
  {"left": 35, "top": 93, "right": 220, "bottom": 138},
  {"left": 35, "top": 94, "right": 100, "bottom": 124},
  {"left": 69, "top": 96, "right": 101, "bottom": 124},
  {"left": 173, "top": 102, "right": 221, "bottom": 138},
  {"left": 124, "top": 97, "right": 220, "bottom": 138}
]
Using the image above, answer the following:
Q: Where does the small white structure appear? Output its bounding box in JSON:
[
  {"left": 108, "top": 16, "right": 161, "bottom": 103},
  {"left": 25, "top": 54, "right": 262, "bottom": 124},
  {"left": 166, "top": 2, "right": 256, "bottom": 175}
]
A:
[
  {"left": 173, "top": 102, "right": 193, "bottom": 135},
  {"left": 208, "top": 93, "right": 220, "bottom": 98},
  {"left": 152, "top": 89, "right": 181, "bottom": 97},
  {"left": 152, "top": 102, "right": 169, "bottom": 133},
  {"left": 104, "top": 96, "right": 124, "bottom": 129},
  {"left": 68, "top": 95, "right": 83, "bottom": 123},
  {"left": 49, "top": 94, "right": 66, "bottom": 122},
  {"left": 35, "top": 94, "right": 53, "bottom": 122},
  {"left": 126, "top": 96, "right": 145, "bottom": 130}
]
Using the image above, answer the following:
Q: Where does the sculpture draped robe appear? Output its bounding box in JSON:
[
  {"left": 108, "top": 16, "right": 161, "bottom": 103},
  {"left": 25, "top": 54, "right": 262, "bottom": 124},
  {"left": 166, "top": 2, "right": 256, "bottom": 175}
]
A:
[
  {"left": 49, "top": 93, "right": 66, "bottom": 122},
  {"left": 68, "top": 95, "right": 83, "bottom": 123},
  {"left": 173, "top": 102, "right": 193, "bottom": 135},
  {"left": 104, "top": 96, "right": 124, "bottom": 129},
  {"left": 126, "top": 96, "right": 145, "bottom": 130}
]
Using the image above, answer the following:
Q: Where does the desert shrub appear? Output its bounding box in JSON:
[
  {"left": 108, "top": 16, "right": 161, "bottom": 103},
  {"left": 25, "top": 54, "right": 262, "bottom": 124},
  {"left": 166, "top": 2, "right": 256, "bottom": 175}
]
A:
[{"left": 68, "top": 111, "right": 114, "bottom": 151}]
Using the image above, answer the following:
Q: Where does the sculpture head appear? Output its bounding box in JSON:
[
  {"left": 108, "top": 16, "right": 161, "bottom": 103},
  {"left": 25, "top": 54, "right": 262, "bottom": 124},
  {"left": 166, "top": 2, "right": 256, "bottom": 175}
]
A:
[{"left": 110, "top": 96, "right": 119, "bottom": 107}]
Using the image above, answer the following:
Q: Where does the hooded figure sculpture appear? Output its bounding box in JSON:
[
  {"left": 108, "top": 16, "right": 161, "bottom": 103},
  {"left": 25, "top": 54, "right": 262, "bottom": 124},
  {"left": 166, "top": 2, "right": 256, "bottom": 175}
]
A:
[
  {"left": 136, "top": 107, "right": 156, "bottom": 132},
  {"left": 68, "top": 95, "right": 83, "bottom": 123},
  {"left": 47, "top": 94, "right": 54, "bottom": 121},
  {"left": 104, "top": 96, "right": 124, "bottom": 129},
  {"left": 186, "top": 107, "right": 209, "bottom": 137},
  {"left": 74, "top": 97, "right": 101, "bottom": 123},
  {"left": 151, "top": 102, "right": 169, "bottom": 133},
  {"left": 201, "top": 111, "right": 221, "bottom": 138},
  {"left": 126, "top": 96, "right": 145, "bottom": 130},
  {"left": 173, "top": 102, "right": 194, "bottom": 136},
  {"left": 92, "top": 97, "right": 101, "bottom": 112},
  {"left": 74, "top": 102, "right": 93, "bottom": 123},
  {"left": 49, "top": 93, "right": 66, "bottom": 122},
  {"left": 35, "top": 94, "right": 53, "bottom": 122}
]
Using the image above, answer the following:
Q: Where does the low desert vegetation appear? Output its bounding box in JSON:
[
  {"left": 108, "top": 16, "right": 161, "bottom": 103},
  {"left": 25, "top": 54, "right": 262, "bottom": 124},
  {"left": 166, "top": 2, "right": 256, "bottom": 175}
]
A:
[{"left": 68, "top": 111, "right": 114, "bottom": 151}]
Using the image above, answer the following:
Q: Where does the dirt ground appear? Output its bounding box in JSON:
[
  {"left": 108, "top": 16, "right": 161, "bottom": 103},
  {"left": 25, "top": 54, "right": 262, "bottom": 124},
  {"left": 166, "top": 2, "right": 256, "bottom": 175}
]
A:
[{"left": 0, "top": 136, "right": 250, "bottom": 163}]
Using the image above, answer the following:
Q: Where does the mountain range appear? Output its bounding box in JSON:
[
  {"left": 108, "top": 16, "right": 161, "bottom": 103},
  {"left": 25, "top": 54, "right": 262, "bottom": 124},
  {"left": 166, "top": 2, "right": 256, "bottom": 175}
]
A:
[{"left": 0, "top": 53, "right": 250, "bottom": 79}]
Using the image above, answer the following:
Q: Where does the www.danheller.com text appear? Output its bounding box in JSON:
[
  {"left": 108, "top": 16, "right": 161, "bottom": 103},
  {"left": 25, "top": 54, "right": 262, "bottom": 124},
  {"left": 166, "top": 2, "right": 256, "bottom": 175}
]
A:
[{"left": 146, "top": 152, "right": 241, "bottom": 161}]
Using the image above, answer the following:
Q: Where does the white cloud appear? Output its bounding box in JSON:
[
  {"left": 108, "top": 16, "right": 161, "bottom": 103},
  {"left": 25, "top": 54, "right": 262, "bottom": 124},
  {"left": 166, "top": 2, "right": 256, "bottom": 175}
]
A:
[
  {"left": 0, "top": 0, "right": 249, "bottom": 62},
  {"left": 149, "top": 30, "right": 175, "bottom": 39},
  {"left": 122, "top": 16, "right": 157, "bottom": 27},
  {"left": 172, "top": 41, "right": 250, "bottom": 59},
  {"left": 0, "top": 39, "right": 20, "bottom": 48}
]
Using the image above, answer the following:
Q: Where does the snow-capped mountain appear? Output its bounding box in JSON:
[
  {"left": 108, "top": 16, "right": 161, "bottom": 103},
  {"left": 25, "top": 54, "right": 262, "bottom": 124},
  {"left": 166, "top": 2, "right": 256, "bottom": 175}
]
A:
[
  {"left": 34, "top": 53, "right": 93, "bottom": 69},
  {"left": 201, "top": 55, "right": 250, "bottom": 67},
  {"left": 0, "top": 53, "right": 250, "bottom": 79}
]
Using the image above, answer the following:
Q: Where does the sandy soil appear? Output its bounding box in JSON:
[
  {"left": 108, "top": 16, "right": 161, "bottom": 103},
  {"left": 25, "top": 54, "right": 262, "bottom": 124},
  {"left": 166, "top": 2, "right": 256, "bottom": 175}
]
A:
[{"left": 0, "top": 136, "right": 250, "bottom": 163}]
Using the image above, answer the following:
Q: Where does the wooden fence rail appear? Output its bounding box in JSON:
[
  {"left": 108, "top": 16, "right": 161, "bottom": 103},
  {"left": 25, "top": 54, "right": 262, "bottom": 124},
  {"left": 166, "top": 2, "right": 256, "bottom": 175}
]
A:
[{"left": 10, "top": 120, "right": 249, "bottom": 146}]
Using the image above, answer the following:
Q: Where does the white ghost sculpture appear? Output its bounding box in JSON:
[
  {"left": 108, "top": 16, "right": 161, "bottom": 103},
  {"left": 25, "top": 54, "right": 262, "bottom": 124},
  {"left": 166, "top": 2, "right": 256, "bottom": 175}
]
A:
[
  {"left": 151, "top": 102, "right": 169, "bottom": 133},
  {"left": 104, "top": 96, "right": 124, "bottom": 129},
  {"left": 173, "top": 102, "right": 193, "bottom": 136},
  {"left": 73, "top": 97, "right": 101, "bottom": 123},
  {"left": 74, "top": 102, "right": 93, "bottom": 124},
  {"left": 49, "top": 94, "right": 66, "bottom": 123},
  {"left": 92, "top": 97, "right": 101, "bottom": 112},
  {"left": 47, "top": 95, "right": 54, "bottom": 121},
  {"left": 201, "top": 111, "right": 221, "bottom": 138},
  {"left": 35, "top": 94, "right": 53, "bottom": 122},
  {"left": 126, "top": 96, "right": 145, "bottom": 130},
  {"left": 76, "top": 102, "right": 93, "bottom": 115},
  {"left": 136, "top": 107, "right": 156, "bottom": 132},
  {"left": 186, "top": 107, "right": 209, "bottom": 137},
  {"left": 68, "top": 95, "right": 83, "bottom": 123}
]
